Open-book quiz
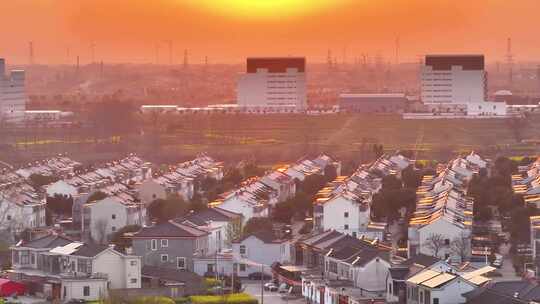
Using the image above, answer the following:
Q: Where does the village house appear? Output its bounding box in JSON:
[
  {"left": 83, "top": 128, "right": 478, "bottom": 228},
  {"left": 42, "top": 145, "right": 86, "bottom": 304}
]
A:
[
  {"left": 232, "top": 230, "right": 292, "bottom": 277},
  {"left": 129, "top": 220, "right": 209, "bottom": 272},
  {"left": 81, "top": 195, "right": 146, "bottom": 244},
  {"left": 0, "top": 172, "right": 46, "bottom": 235},
  {"left": 138, "top": 155, "right": 223, "bottom": 204},
  {"left": 175, "top": 207, "right": 243, "bottom": 254},
  {"left": 9, "top": 233, "right": 141, "bottom": 303}
]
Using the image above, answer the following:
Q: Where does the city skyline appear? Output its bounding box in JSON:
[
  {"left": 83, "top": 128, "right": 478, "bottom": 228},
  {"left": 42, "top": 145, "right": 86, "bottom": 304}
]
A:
[{"left": 1, "top": 0, "right": 540, "bottom": 64}]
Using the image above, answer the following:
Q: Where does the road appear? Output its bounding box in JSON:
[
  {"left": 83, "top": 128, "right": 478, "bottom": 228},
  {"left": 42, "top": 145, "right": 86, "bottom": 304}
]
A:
[
  {"left": 243, "top": 281, "right": 304, "bottom": 304},
  {"left": 492, "top": 243, "right": 520, "bottom": 282}
]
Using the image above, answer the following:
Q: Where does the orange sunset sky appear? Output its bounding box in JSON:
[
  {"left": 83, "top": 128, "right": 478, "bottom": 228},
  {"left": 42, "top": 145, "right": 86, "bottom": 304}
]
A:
[{"left": 1, "top": 0, "right": 540, "bottom": 64}]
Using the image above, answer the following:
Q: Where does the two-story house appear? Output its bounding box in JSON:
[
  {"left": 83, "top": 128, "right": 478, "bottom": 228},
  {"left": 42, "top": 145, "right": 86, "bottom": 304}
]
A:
[
  {"left": 232, "top": 230, "right": 291, "bottom": 277},
  {"left": 130, "top": 221, "right": 209, "bottom": 272},
  {"left": 0, "top": 177, "right": 46, "bottom": 235},
  {"left": 260, "top": 170, "right": 296, "bottom": 203},
  {"left": 9, "top": 233, "right": 141, "bottom": 303},
  {"left": 175, "top": 207, "right": 243, "bottom": 254},
  {"left": 82, "top": 196, "right": 146, "bottom": 244}
]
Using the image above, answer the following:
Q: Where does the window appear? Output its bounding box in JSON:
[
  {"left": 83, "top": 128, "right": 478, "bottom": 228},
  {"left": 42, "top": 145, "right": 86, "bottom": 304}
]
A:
[
  {"left": 433, "top": 298, "right": 439, "bottom": 304},
  {"left": 177, "top": 257, "right": 186, "bottom": 269},
  {"left": 388, "top": 283, "right": 392, "bottom": 294},
  {"left": 151, "top": 239, "right": 157, "bottom": 251},
  {"left": 130, "top": 278, "right": 137, "bottom": 284},
  {"left": 444, "top": 239, "right": 450, "bottom": 245},
  {"left": 344, "top": 224, "right": 349, "bottom": 230},
  {"left": 6, "top": 215, "right": 11, "bottom": 220},
  {"left": 161, "top": 254, "right": 169, "bottom": 262},
  {"left": 161, "top": 239, "right": 169, "bottom": 247},
  {"left": 64, "top": 286, "right": 67, "bottom": 299},
  {"left": 352, "top": 232, "right": 357, "bottom": 238},
  {"left": 130, "top": 260, "right": 137, "bottom": 266},
  {"left": 239, "top": 245, "right": 247, "bottom": 255},
  {"left": 207, "top": 264, "right": 214, "bottom": 273},
  {"left": 112, "top": 214, "right": 116, "bottom": 220},
  {"left": 83, "top": 286, "right": 90, "bottom": 297},
  {"left": 344, "top": 212, "right": 349, "bottom": 218},
  {"left": 239, "top": 264, "right": 246, "bottom": 272},
  {"left": 111, "top": 226, "right": 116, "bottom": 232}
]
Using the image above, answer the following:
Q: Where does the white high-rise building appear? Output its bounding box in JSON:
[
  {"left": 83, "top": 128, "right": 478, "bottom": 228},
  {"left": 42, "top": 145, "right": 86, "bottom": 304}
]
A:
[
  {"left": 421, "top": 55, "right": 487, "bottom": 104},
  {"left": 0, "top": 58, "right": 27, "bottom": 123},
  {"left": 237, "top": 57, "right": 307, "bottom": 110}
]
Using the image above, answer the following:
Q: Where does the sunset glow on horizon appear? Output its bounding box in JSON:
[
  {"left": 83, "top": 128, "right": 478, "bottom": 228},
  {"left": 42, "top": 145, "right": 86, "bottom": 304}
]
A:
[{"left": 186, "top": 0, "right": 350, "bottom": 20}]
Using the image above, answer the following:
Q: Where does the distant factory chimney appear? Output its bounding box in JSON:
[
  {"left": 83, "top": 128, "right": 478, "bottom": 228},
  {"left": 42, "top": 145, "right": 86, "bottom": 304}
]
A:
[
  {"left": 183, "top": 49, "right": 188, "bottom": 69},
  {"left": 29, "top": 41, "right": 35, "bottom": 65},
  {"left": 0, "top": 58, "right": 5, "bottom": 76},
  {"left": 506, "top": 37, "right": 514, "bottom": 86}
]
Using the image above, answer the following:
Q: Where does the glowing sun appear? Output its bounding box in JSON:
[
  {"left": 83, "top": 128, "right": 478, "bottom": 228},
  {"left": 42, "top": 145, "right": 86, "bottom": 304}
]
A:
[{"left": 186, "top": 0, "right": 347, "bottom": 19}]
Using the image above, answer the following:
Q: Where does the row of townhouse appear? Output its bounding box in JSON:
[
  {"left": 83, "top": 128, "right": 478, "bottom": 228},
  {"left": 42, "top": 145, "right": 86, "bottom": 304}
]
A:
[
  {"left": 138, "top": 154, "right": 224, "bottom": 204},
  {"left": 210, "top": 154, "right": 341, "bottom": 223},
  {"left": 14, "top": 156, "right": 81, "bottom": 179},
  {"left": 313, "top": 153, "right": 412, "bottom": 239},
  {"left": 45, "top": 155, "right": 151, "bottom": 199},
  {"left": 8, "top": 233, "right": 141, "bottom": 303},
  {"left": 408, "top": 154, "right": 486, "bottom": 263},
  {"left": 0, "top": 172, "right": 46, "bottom": 235},
  {"left": 513, "top": 157, "right": 540, "bottom": 208}
]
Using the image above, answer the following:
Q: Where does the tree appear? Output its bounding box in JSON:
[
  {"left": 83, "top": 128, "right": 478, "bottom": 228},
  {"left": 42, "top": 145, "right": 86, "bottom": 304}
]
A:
[
  {"left": 450, "top": 233, "right": 470, "bottom": 262},
  {"left": 324, "top": 165, "right": 337, "bottom": 182},
  {"left": 424, "top": 233, "right": 446, "bottom": 258},
  {"left": 225, "top": 219, "right": 242, "bottom": 247},
  {"left": 94, "top": 218, "right": 109, "bottom": 244},
  {"left": 29, "top": 174, "right": 59, "bottom": 188},
  {"left": 243, "top": 217, "right": 273, "bottom": 235},
  {"left": 87, "top": 191, "right": 108, "bottom": 204},
  {"left": 110, "top": 225, "right": 141, "bottom": 251},
  {"left": 46, "top": 194, "right": 74, "bottom": 216},
  {"left": 148, "top": 195, "right": 187, "bottom": 223},
  {"left": 401, "top": 166, "right": 422, "bottom": 189}
]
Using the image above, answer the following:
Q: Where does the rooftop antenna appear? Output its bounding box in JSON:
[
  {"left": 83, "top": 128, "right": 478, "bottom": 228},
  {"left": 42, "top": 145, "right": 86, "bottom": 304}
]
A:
[
  {"left": 76, "top": 55, "right": 80, "bottom": 73},
  {"left": 506, "top": 37, "right": 514, "bottom": 86},
  {"left": 29, "top": 41, "right": 34, "bottom": 65}
]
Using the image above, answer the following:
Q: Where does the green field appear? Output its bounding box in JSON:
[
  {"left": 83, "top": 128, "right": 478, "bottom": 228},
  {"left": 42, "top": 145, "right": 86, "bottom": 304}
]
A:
[{"left": 2, "top": 113, "right": 539, "bottom": 165}]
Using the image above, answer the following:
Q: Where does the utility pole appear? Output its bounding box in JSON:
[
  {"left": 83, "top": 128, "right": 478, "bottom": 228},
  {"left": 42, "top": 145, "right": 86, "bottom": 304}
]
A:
[
  {"left": 395, "top": 36, "right": 400, "bottom": 65},
  {"left": 260, "top": 264, "right": 264, "bottom": 304},
  {"left": 29, "top": 41, "right": 34, "bottom": 65},
  {"left": 90, "top": 42, "right": 96, "bottom": 64}
]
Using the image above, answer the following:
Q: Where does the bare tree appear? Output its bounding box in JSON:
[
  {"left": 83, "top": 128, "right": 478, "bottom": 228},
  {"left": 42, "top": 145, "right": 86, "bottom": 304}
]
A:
[
  {"left": 225, "top": 219, "right": 242, "bottom": 247},
  {"left": 424, "top": 233, "right": 446, "bottom": 258},
  {"left": 450, "top": 232, "right": 470, "bottom": 262},
  {"left": 94, "top": 219, "right": 109, "bottom": 244}
]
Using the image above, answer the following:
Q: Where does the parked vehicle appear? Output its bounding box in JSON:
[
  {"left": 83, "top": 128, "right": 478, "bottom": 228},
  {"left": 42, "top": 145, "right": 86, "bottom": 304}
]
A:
[
  {"left": 278, "top": 283, "right": 290, "bottom": 293},
  {"left": 264, "top": 282, "right": 278, "bottom": 292}
]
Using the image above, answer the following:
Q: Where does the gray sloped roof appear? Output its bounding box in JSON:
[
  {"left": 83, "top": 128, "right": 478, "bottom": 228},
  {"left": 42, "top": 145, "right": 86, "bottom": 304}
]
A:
[
  {"left": 132, "top": 221, "right": 209, "bottom": 238},
  {"left": 22, "top": 234, "right": 73, "bottom": 249}
]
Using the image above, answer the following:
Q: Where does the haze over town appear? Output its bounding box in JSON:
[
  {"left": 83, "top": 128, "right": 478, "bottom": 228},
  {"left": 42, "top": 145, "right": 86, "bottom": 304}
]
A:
[{"left": 0, "top": 2, "right": 540, "bottom": 304}]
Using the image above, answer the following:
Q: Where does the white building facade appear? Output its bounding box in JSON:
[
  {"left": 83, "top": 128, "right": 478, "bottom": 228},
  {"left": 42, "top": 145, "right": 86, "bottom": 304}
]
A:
[
  {"left": 421, "top": 55, "right": 487, "bottom": 104},
  {"left": 0, "top": 59, "right": 26, "bottom": 123},
  {"left": 237, "top": 57, "right": 307, "bottom": 110}
]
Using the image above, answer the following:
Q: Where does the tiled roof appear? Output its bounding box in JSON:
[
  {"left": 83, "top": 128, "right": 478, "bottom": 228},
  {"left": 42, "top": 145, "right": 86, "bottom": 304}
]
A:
[
  {"left": 132, "top": 221, "right": 209, "bottom": 238},
  {"left": 22, "top": 234, "right": 73, "bottom": 249}
]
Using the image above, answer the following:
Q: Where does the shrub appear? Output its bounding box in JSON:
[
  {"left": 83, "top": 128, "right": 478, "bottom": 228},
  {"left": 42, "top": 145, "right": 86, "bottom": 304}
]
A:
[
  {"left": 189, "top": 293, "right": 257, "bottom": 304},
  {"left": 130, "top": 296, "right": 175, "bottom": 304},
  {"left": 174, "top": 297, "right": 190, "bottom": 304}
]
